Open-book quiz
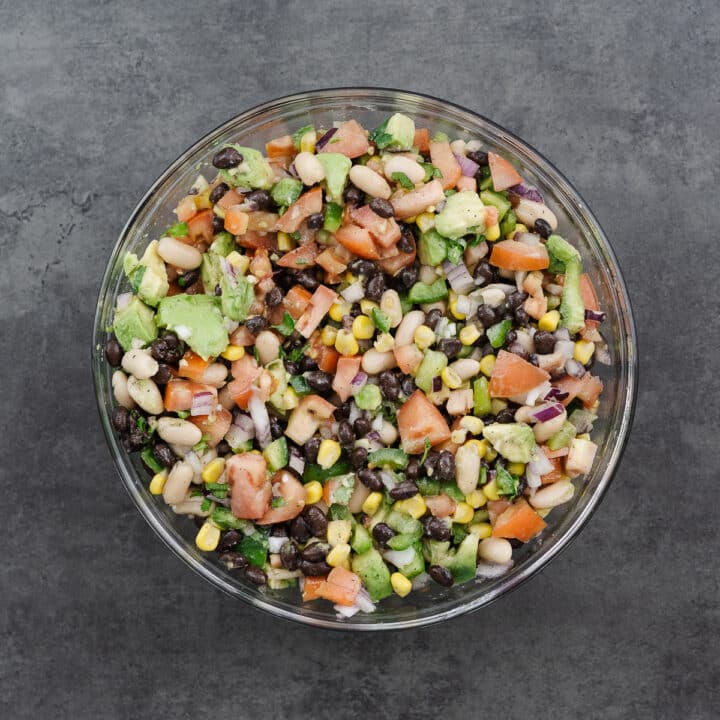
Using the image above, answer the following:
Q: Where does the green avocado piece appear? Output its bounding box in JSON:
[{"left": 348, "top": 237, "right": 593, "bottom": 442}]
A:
[
  {"left": 407, "top": 278, "right": 448, "bottom": 305},
  {"left": 480, "top": 189, "right": 511, "bottom": 221},
  {"left": 351, "top": 548, "right": 393, "bottom": 601},
  {"left": 156, "top": 294, "right": 228, "bottom": 360},
  {"left": 200, "top": 251, "right": 254, "bottom": 322},
  {"left": 351, "top": 524, "right": 373, "bottom": 555},
  {"left": 391, "top": 542, "right": 425, "bottom": 578},
  {"left": 385, "top": 112, "right": 415, "bottom": 150},
  {"left": 271, "top": 178, "right": 303, "bottom": 208},
  {"left": 434, "top": 190, "right": 486, "bottom": 240},
  {"left": 317, "top": 153, "right": 351, "bottom": 204},
  {"left": 385, "top": 510, "right": 423, "bottom": 539},
  {"left": 218, "top": 145, "right": 274, "bottom": 190},
  {"left": 113, "top": 295, "right": 158, "bottom": 351},
  {"left": 418, "top": 228, "right": 448, "bottom": 266},
  {"left": 123, "top": 240, "right": 169, "bottom": 307},
  {"left": 559, "top": 257, "right": 586, "bottom": 334},
  {"left": 483, "top": 422, "right": 536, "bottom": 464},
  {"left": 262, "top": 437, "right": 288, "bottom": 471},
  {"left": 355, "top": 383, "right": 382, "bottom": 411},
  {"left": 423, "top": 533, "right": 480, "bottom": 584},
  {"left": 209, "top": 231, "right": 235, "bottom": 257}
]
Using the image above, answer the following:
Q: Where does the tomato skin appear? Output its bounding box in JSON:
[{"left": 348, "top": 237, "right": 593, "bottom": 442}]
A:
[
  {"left": 302, "top": 568, "right": 361, "bottom": 607},
  {"left": 553, "top": 373, "right": 603, "bottom": 409},
  {"left": 488, "top": 152, "right": 523, "bottom": 191},
  {"left": 489, "top": 240, "right": 550, "bottom": 271},
  {"left": 227, "top": 354, "right": 261, "bottom": 410},
  {"left": 177, "top": 350, "right": 211, "bottom": 382},
  {"left": 277, "top": 243, "right": 320, "bottom": 269},
  {"left": 227, "top": 453, "right": 271, "bottom": 520},
  {"left": 318, "top": 119, "right": 369, "bottom": 159},
  {"left": 429, "top": 141, "right": 462, "bottom": 190},
  {"left": 163, "top": 380, "right": 217, "bottom": 412},
  {"left": 275, "top": 187, "right": 323, "bottom": 233},
  {"left": 350, "top": 205, "right": 401, "bottom": 248},
  {"left": 187, "top": 209, "right": 214, "bottom": 247},
  {"left": 224, "top": 205, "right": 250, "bottom": 235},
  {"left": 489, "top": 350, "right": 551, "bottom": 398},
  {"left": 256, "top": 470, "right": 306, "bottom": 525},
  {"left": 295, "top": 285, "right": 339, "bottom": 339},
  {"left": 492, "top": 498, "right": 547, "bottom": 542},
  {"left": 391, "top": 180, "right": 445, "bottom": 220},
  {"left": 336, "top": 224, "right": 381, "bottom": 260},
  {"left": 189, "top": 408, "right": 232, "bottom": 448},
  {"left": 265, "top": 134, "right": 296, "bottom": 159},
  {"left": 413, "top": 128, "right": 430, "bottom": 154},
  {"left": 283, "top": 285, "right": 313, "bottom": 320},
  {"left": 333, "top": 356, "right": 362, "bottom": 402},
  {"left": 397, "top": 390, "right": 452, "bottom": 454}
]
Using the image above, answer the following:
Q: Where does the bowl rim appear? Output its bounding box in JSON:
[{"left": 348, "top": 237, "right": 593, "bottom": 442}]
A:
[{"left": 93, "top": 86, "right": 638, "bottom": 630}]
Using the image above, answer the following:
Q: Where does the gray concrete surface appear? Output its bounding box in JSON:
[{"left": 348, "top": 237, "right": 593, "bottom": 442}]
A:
[{"left": 1, "top": 0, "right": 718, "bottom": 718}]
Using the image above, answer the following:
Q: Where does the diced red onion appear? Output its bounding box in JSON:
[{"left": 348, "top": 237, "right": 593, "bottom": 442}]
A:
[
  {"left": 341, "top": 281, "right": 365, "bottom": 303},
  {"left": 507, "top": 183, "right": 544, "bottom": 203},
  {"left": 190, "top": 391, "right": 215, "bottom": 417},
  {"left": 585, "top": 309, "right": 606, "bottom": 323},
  {"left": 476, "top": 560, "right": 513, "bottom": 578},
  {"left": 116, "top": 292, "right": 132, "bottom": 310},
  {"left": 442, "top": 260, "right": 475, "bottom": 294},
  {"left": 288, "top": 453, "right": 305, "bottom": 476},
  {"left": 367, "top": 430, "right": 382, "bottom": 444},
  {"left": 350, "top": 372, "right": 368, "bottom": 395},
  {"left": 315, "top": 127, "right": 337, "bottom": 150},
  {"left": 233, "top": 412, "right": 255, "bottom": 436},
  {"left": 335, "top": 604, "right": 360, "bottom": 618},
  {"left": 530, "top": 402, "right": 565, "bottom": 423},
  {"left": 248, "top": 391, "right": 271, "bottom": 448},
  {"left": 431, "top": 376, "right": 442, "bottom": 393},
  {"left": 454, "top": 153, "right": 480, "bottom": 177},
  {"left": 268, "top": 536, "right": 288, "bottom": 554},
  {"left": 565, "top": 358, "right": 586, "bottom": 378},
  {"left": 544, "top": 387, "right": 569, "bottom": 402},
  {"left": 287, "top": 163, "right": 299, "bottom": 179}
]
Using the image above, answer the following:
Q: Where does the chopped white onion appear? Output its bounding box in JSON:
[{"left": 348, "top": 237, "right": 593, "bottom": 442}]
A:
[
  {"left": 248, "top": 391, "right": 272, "bottom": 448},
  {"left": 455, "top": 294, "right": 478, "bottom": 317},
  {"left": 595, "top": 345, "right": 612, "bottom": 365},
  {"left": 335, "top": 604, "right": 360, "bottom": 618},
  {"left": 116, "top": 292, "right": 132, "bottom": 310},
  {"left": 184, "top": 451, "right": 203, "bottom": 478},
  {"left": 268, "top": 536, "right": 288, "bottom": 554},
  {"left": 379, "top": 471, "right": 397, "bottom": 491},
  {"left": 411, "top": 572, "right": 431, "bottom": 590},
  {"left": 383, "top": 547, "right": 416, "bottom": 568},
  {"left": 341, "top": 281, "right": 365, "bottom": 303},
  {"left": 515, "top": 271, "right": 527, "bottom": 291},
  {"left": 348, "top": 401, "right": 362, "bottom": 425},
  {"left": 522, "top": 380, "right": 552, "bottom": 406},
  {"left": 554, "top": 328, "right": 571, "bottom": 342},
  {"left": 515, "top": 232, "right": 542, "bottom": 246},
  {"left": 224, "top": 424, "right": 250, "bottom": 450},
  {"left": 555, "top": 340, "right": 575, "bottom": 361},
  {"left": 355, "top": 588, "right": 376, "bottom": 614},
  {"left": 288, "top": 453, "right": 305, "bottom": 475},
  {"left": 371, "top": 414, "right": 384, "bottom": 432}
]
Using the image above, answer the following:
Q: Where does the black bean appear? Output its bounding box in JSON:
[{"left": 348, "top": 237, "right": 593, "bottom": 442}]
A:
[
  {"left": 266, "top": 285, "right": 282, "bottom": 308},
  {"left": 358, "top": 468, "right": 383, "bottom": 492},
  {"left": 466, "top": 150, "right": 489, "bottom": 166},
  {"left": 338, "top": 421, "right": 355, "bottom": 447},
  {"left": 105, "top": 336, "right": 122, "bottom": 367},
  {"left": 365, "top": 274, "right": 386, "bottom": 302},
  {"left": 400, "top": 376, "right": 416, "bottom": 396},
  {"left": 424, "top": 308, "right": 442, "bottom": 330},
  {"left": 304, "top": 437, "right": 321, "bottom": 464},
  {"left": 299, "top": 356, "right": 318, "bottom": 372},
  {"left": 306, "top": 371, "right": 333, "bottom": 394},
  {"left": 507, "top": 341, "right": 528, "bottom": 360},
  {"left": 372, "top": 523, "right": 395, "bottom": 547},
  {"left": 218, "top": 530, "right": 242, "bottom": 554},
  {"left": 507, "top": 291, "right": 528, "bottom": 312},
  {"left": 378, "top": 371, "right": 400, "bottom": 401},
  {"left": 533, "top": 330, "right": 556, "bottom": 355},
  {"left": 289, "top": 515, "right": 312, "bottom": 543},
  {"left": 495, "top": 407, "right": 516, "bottom": 423},
  {"left": 212, "top": 214, "right": 225, "bottom": 234},
  {"left": 423, "top": 450, "right": 440, "bottom": 474},
  {"left": 405, "top": 458, "right": 420, "bottom": 482},
  {"left": 350, "top": 446, "right": 368, "bottom": 470},
  {"left": 369, "top": 197, "right": 394, "bottom": 218},
  {"left": 397, "top": 263, "right": 419, "bottom": 289},
  {"left": 534, "top": 218, "right": 552, "bottom": 239},
  {"left": 348, "top": 259, "right": 378, "bottom": 278},
  {"left": 429, "top": 564, "right": 454, "bottom": 587},
  {"left": 474, "top": 261, "right": 496, "bottom": 286},
  {"left": 306, "top": 212, "right": 324, "bottom": 230},
  {"left": 212, "top": 146, "right": 243, "bottom": 169},
  {"left": 245, "top": 190, "right": 274, "bottom": 211},
  {"left": 111, "top": 406, "right": 129, "bottom": 433},
  {"left": 216, "top": 440, "right": 231, "bottom": 456},
  {"left": 302, "top": 505, "right": 328, "bottom": 538},
  {"left": 152, "top": 364, "right": 173, "bottom": 385},
  {"left": 280, "top": 541, "right": 299, "bottom": 570},
  {"left": 438, "top": 338, "right": 462, "bottom": 360},
  {"left": 353, "top": 415, "right": 372, "bottom": 437},
  {"left": 299, "top": 560, "right": 331, "bottom": 577},
  {"left": 343, "top": 183, "right": 363, "bottom": 207},
  {"left": 514, "top": 307, "right": 530, "bottom": 326},
  {"left": 153, "top": 442, "right": 176, "bottom": 468},
  {"left": 341, "top": 315, "right": 354, "bottom": 332},
  {"left": 397, "top": 227, "right": 414, "bottom": 253},
  {"left": 209, "top": 182, "right": 229, "bottom": 204},
  {"left": 151, "top": 335, "right": 182, "bottom": 364},
  {"left": 476, "top": 304, "right": 497, "bottom": 327},
  {"left": 435, "top": 451, "right": 455, "bottom": 483},
  {"left": 219, "top": 552, "right": 249, "bottom": 571},
  {"left": 505, "top": 329, "right": 517, "bottom": 345},
  {"left": 389, "top": 481, "right": 419, "bottom": 500},
  {"left": 245, "top": 316, "right": 268, "bottom": 335},
  {"left": 334, "top": 400, "right": 352, "bottom": 419},
  {"left": 424, "top": 517, "right": 452, "bottom": 542},
  {"left": 270, "top": 415, "right": 284, "bottom": 439},
  {"left": 245, "top": 566, "right": 267, "bottom": 586},
  {"left": 301, "top": 542, "right": 329, "bottom": 563}
]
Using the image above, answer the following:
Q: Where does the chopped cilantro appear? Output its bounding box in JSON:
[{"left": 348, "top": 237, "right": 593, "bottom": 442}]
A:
[
  {"left": 271, "top": 497, "right": 288, "bottom": 509},
  {"left": 200, "top": 498, "right": 212, "bottom": 512},
  {"left": 141, "top": 447, "right": 163, "bottom": 474},
  {"left": 272, "top": 311, "right": 296, "bottom": 337},
  {"left": 468, "top": 233, "right": 486, "bottom": 248},
  {"left": 421, "top": 163, "right": 443, "bottom": 182},
  {"left": 192, "top": 434, "right": 210, "bottom": 454},
  {"left": 369, "top": 120, "right": 393, "bottom": 150},
  {"left": 446, "top": 237, "right": 467, "bottom": 264},
  {"left": 391, "top": 172, "right": 415, "bottom": 190},
  {"left": 289, "top": 231, "right": 301, "bottom": 241},
  {"left": 289, "top": 375, "right": 311, "bottom": 395},
  {"left": 419, "top": 438, "right": 432, "bottom": 465},
  {"left": 167, "top": 222, "right": 188, "bottom": 237},
  {"left": 288, "top": 343, "right": 309, "bottom": 362},
  {"left": 496, "top": 465, "right": 519, "bottom": 497}
]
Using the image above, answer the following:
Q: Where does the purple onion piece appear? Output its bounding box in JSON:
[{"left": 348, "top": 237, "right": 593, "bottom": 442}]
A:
[
  {"left": 545, "top": 387, "right": 569, "bottom": 402},
  {"left": 431, "top": 376, "right": 442, "bottom": 393},
  {"left": 454, "top": 153, "right": 480, "bottom": 178},
  {"left": 531, "top": 402, "right": 565, "bottom": 423},
  {"left": 585, "top": 308, "right": 606, "bottom": 323},
  {"left": 315, "top": 127, "right": 337, "bottom": 150},
  {"left": 507, "top": 183, "right": 544, "bottom": 204},
  {"left": 350, "top": 372, "right": 368, "bottom": 391},
  {"left": 287, "top": 162, "right": 299, "bottom": 178},
  {"left": 288, "top": 453, "right": 306, "bottom": 476}
]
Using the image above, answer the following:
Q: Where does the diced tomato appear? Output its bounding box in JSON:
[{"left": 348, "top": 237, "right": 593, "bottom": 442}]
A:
[
  {"left": 257, "top": 470, "right": 306, "bottom": 525},
  {"left": 429, "top": 141, "right": 462, "bottom": 190},
  {"left": 377, "top": 232, "right": 416, "bottom": 276},
  {"left": 489, "top": 349, "right": 551, "bottom": 398},
  {"left": 302, "top": 576, "right": 326, "bottom": 602},
  {"left": 336, "top": 223, "right": 381, "bottom": 260},
  {"left": 189, "top": 408, "right": 232, "bottom": 448},
  {"left": 487, "top": 499, "right": 511, "bottom": 525},
  {"left": 246, "top": 211, "right": 279, "bottom": 233},
  {"left": 488, "top": 152, "right": 523, "bottom": 191},
  {"left": 217, "top": 188, "right": 244, "bottom": 210},
  {"left": 227, "top": 354, "right": 261, "bottom": 410},
  {"left": 265, "top": 134, "right": 296, "bottom": 159},
  {"left": 283, "top": 285, "right": 313, "bottom": 320},
  {"left": 456, "top": 175, "right": 477, "bottom": 192},
  {"left": 524, "top": 294, "right": 548, "bottom": 320},
  {"left": 163, "top": 380, "right": 217, "bottom": 412},
  {"left": 394, "top": 343, "right": 423, "bottom": 373},
  {"left": 317, "top": 345, "right": 340, "bottom": 373},
  {"left": 492, "top": 498, "right": 547, "bottom": 542},
  {"left": 224, "top": 205, "right": 250, "bottom": 235},
  {"left": 350, "top": 205, "right": 401, "bottom": 248},
  {"left": 580, "top": 273, "right": 601, "bottom": 330},
  {"left": 275, "top": 187, "right": 323, "bottom": 233},
  {"left": 227, "top": 453, "right": 271, "bottom": 520},
  {"left": 322, "top": 477, "right": 339, "bottom": 506},
  {"left": 175, "top": 195, "right": 197, "bottom": 222},
  {"left": 236, "top": 230, "right": 277, "bottom": 250},
  {"left": 553, "top": 373, "right": 603, "bottom": 409},
  {"left": 177, "top": 350, "right": 212, "bottom": 381},
  {"left": 391, "top": 179, "right": 445, "bottom": 220},
  {"left": 187, "top": 209, "right": 214, "bottom": 247},
  {"left": 319, "top": 119, "right": 369, "bottom": 159},
  {"left": 249, "top": 247, "right": 272, "bottom": 279},
  {"left": 277, "top": 243, "right": 320, "bottom": 269},
  {"left": 484, "top": 205, "right": 499, "bottom": 228},
  {"left": 540, "top": 455, "right": 564, "bottom": 485},
  {"left": 397, "top": 390, "right": 452, "bottom": 454},
  {"left": 542, "top": 445, "right": 569, "bottom": 459},
  {"left": 316, "top": 246, "right": 351, "bottom": 275},
  {"left": 424, "top": 494, "right": 457, "bottom": 518},
  {"left": 489, "top": 240, "right": 550, "bottom": 271},
  {"left": 413, "top": 127, "right": 430, "bottom": 154},
  {"left": 333, "top": 356, "right": 362, "bottom": 402},
  {"left": 230, "top": 325, "right": 256, "bottom": 346},
  {"left": 295, "top": 285, "right": 339, "bottom": 338},
  {"left": 321, "top": 567, "right": 361, "bottom": 606}
]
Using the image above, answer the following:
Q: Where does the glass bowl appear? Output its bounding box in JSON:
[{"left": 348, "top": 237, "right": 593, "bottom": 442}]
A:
[{"left": 92, "top": 88, "right": 637, "bottom": 630}]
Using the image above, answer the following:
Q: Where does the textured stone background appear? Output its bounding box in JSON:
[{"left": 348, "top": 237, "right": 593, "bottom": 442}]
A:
[{"left": 2, "top": 1, "right": 719, "bottom": 718}]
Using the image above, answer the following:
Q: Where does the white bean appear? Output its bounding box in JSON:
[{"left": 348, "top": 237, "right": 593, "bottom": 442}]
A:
[
  {"left": 293, "top": 151, "right": 325, "bottom": 186},
  {"left": 121, "top": 349, "right": 158, "bottom": 380},
  {"left": 379, "top": 421, "right": 398, "bottom": 446},
  {"left": 418, "top": 264, "right": 438, "bottom": 284},
  {"left": 530, "top": 479, "right": 575, "bottom": 509},
  {"left": 514, "top": 405, "right": 535, "bottom": 424},
  {"left": 218, "top": 385, "right": 235, "bottom": 411},
  {"left": 455, "top": 443, "right": 481, "bottom": 494},
  {"left": 361, "top": 349, "right": 397, "bottom": 375},
  {"left": 383, "top": 156, "right": 425, "bottom": 185},
  {"left": 157, "top": 235, "right": 203, "bottom": 270},
  {"left": 163, "top": 461, "right": 194, "bottom": 505},
  {"left": 157, "top": 417, "right": 203, "bottom": 446},
  {"left": 465, "top": 139, "right": 483, "bottom": 153},
  {"left": 450, "top": 139, "right": 467, "bottom": 156},
  {"left": 349, "top": 165, "right": 391, "bottom": 199},
  {"left": 533, "top": 409, "right": 567, "bottom": 443},
  {"left": 379, "top": 289, "right": 403, "bottom": 328},
  {"left": 111, "top": 370, "right": 135, "bottom": 410},
  {"left": 446, "top": 389, "right": 473, "bottom": 415},
  {"left": 478, "top": 537, "right": 513, "bottom": 565},
  {"left": 449, "top": 358, "right": 481, "bottom": 381},
  {"left": 126, "top": 376, "right": 164, "bottom": 415},
  {"left": 514, "top": 198, "right": 558, "bottom": 231},
  {"left": 394, "top": 310, "right": 426, "bottom": 347},
  {"left": 255, "top": 330, "right": 281, "bottom": 365},
  {"left": 200, "top": 363, "right": 228, "bottom": 388},
  {"left": 172, "top": 495, "right": 213, "bottom": 517}
]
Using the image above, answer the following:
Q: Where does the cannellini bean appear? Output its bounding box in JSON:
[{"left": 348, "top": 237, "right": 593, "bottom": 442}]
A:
[
  {"left": 383, "top": 156, "right": 425, "bottom": 185},
  {"left": 121, "top": 349, "right": 158, "bottom": 380},
  {"left": 394, "top": 310, "right": 426, "bottom": 347},
  {"left": 200, "top": 363, "right": 228, "bottom": 388},
  {"left": 465, "top": 139, "right": 483, "bottom": 153},
  {"left": 163, "top": 461, "right": 194, "bottom": 505},
  {"left": 446, "top": 389, "right": 473, "bottom": 415},
  {"left": 530, "top": 479, "right": 575, "bottom": 509},
  {"left": 514, "top": 405, "right": 535, "bottom": 424},
  {"left": 379, "top": 421, "right": 398, "bottom": 446},
  {"left": 361, "top": 349, "right": 397, "bottom": 375},
  {"left": 478, "top": 537, "right": 513, "bottom": 564},
  {"left": 294, "top": 151, "right": 325, "bottom": 186},
  {"left": 218, "top": 385, "right": 235, "bottom": 411},
  {"left": 455, "top": 443, "right": 481, "bottom": 494},
  {"left": 157, "top": 235, "right": 203, "bottom": 270},
  {"left": 172, "top": 495, "right": 213, "bottom": 517},
  {"left": 255, "top": 330, "right": 281, "bottom": 365},
  {"left": 449, "top": 358, "right": 481, "bottom": 380},
  {"left": 532, "top": 409, "right": 567, "bottom": 443},
  {"left": 112, "top": 370, "right": 135, "bottom": 410},
  {"left": 349, "top": 165, "right": 391, "bottom": 199},
  {"left": 450, "top": 139, "right": 467, "bottom": 156},
  {"left": 514, "top": 198, "right": 558, "bottom": 231},
  {"left": 157, "top": 417, "right": 203, "bottom": 446},
  {"left": 379, "top": 289, "right": 403, "bottom": 328},
  {"left": 418, "top": 264, "right": 438, "bottom": 284},
  {"left": 126, "top": 376, "right": 164, "bottom": 415}
]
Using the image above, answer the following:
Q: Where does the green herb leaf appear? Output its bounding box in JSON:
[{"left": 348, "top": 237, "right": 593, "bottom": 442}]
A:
[
  {"left": 193, "top": 434, "right": 210, "bottom": 454},
  {"left": 291, "top": 124, "right": 315, "bottom": 150},
  {"left": 391, "top": 171, "right": 415, "bottom": 190},
  {"left": 167, "top": 222, "right": 188, "bottom": 238},
  {"left": 468, "top": 233, "right": 486, "bottom": 248},
  {"left": 369, "top": 120, "right": 393, "bottom": 150},
  {"left": 289, "top": 375, "right": 311, "bottom": 395},
  {"left": 272, "top": 311, "right": 296, "bottom": 337},
  {"left": 446, "top": 237, "right": 467, "bottom": 264},
  {"left": 421, "top": 163, "right": 443, "bottom": 182},
  {"left": 370, "top": 307, "right": 391, "bottom": 333},
  {"left": 289, "top": 231, "right": 301, "bottom": 241},
  {"left": 239, "top": 531, "right": 269, "bottom": 568},
  {"left": 200, "top": 498, "right": 212, "bottom": 512},
  {"left": 211, "top": 507, "right": 251, "bottom": 531},
  {"left": 176, "top": 410, "right": 190, "bottom": 419},
  {"left": 271, "top": 496, "right": 288, "bottom": 509},
  {"left": 141, "top": 447, "right": 164, "bottom": 474},
  {"left": 419, "top": 438, "right": 432, "bottom": 465},
  {"left": 496, "top": 465, "right": 519, "bottom": 497},
  {"left": 288, "top": 343, "right": 309, "bottom": 362},
  {"left": 131, "top": 265, "right": 146, "bottom": 293}
]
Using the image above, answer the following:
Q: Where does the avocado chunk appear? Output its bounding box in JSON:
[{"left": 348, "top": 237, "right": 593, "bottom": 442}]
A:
[
  {"left": 317, "top": 153, "right": 351, "bottom": 204},
  {"left": 385, "top": 112, "right": 415, "bottom": 150},
  {"left": 434, "top": 190, "right": 486, "bottom": 240},
  {"left": 479, "top": 189, "right": 511, "bottom": 221},
  {"left": 418, "top": 228, "right": 448, "bottom": 266},
  {"left": 262, "top": 437, "right": 288, "bottom": 471},
  {"left": 200, "top": 252, "right": 255, "bottom": 322},
  {"left": 123, "top": 240, "right": 169, "bottom": 307},
  {"left": 351, "top": 524, "right": 373, "bottom": 555},
  {"left": 218, "top": 145, "right": 274, "bottom": 190},
  {"left": 559, "top": 257, "right": 585, "bottom": 334},
  {"left": 351, "top": 548, "right": 393, "bottom": 601},
  {"left": 156, "top": 294, "right": 228, "bottom": 360},
  {"left": 113, "top": 295, "right": 158, "bottom": 351},
  {"left": 407, "top": 278, "right": 448, "bottom": 304},
  {"left": 209, "top": 231, "right": 235, "bottom": 257},
  {"left": 386, "top": 542, "right": 425, "bottom": 578},
  {"left": 483, "top": 422, "right": 536, "bottom": 464},
  {"left": 271, "top": 178, "right": 303, "bottom": 208}
]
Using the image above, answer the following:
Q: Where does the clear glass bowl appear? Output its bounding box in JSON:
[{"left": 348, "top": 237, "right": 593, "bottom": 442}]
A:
[{"left": 92, "top": 88, "right": 637, "bottom": 630}]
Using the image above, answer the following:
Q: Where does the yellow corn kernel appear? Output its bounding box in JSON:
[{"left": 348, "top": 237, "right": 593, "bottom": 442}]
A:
[
  {"left": 149, "top": 470, "right": 168, "bottom": 495},
  {"left": 277, "top": 231, "right": 295, "bottom": 252},
  {"left": 202, "top": 457, "right": 226, "bottom": 484},
  {"left": 326, "top": 542, "right": 351, "bottom": 569},
  {"left": 195, "top": 521, "right": 221, "bottom": 552},
  {"left": 390, "top": 572, "right": 413, "bottom": 598},
  {"left": 415, "top": 212, "right": 435, "bottom": 233},
  {"left": 450, "top": 428, "right": 468, "bottom": 445},
  {"left": 573, "top": 340, "right": 595, "bottom": 365},
  {"left": 221, "top": 344, "right": 245, "bottom": 361},
  {"left": 513, "top": 223, "right": 529, "bottom": 234},
  {"left": 225, "top": 251, "right": 249, "bottom": 274},
  {"left": 507, "top": 462, "right": 526, "bottom": 477},
  {"left": 469, "top": 521, "right": 493, "bottom": 538},
  {"left": 282, "top": 387, "right": 299, "bottom": 410},
  {"left": 459, "top": 416, "right": 484, "bottom": 435},
  {"left": 479, "top": 354, "right": 496, "bottom": 377},
  {"left": 459, "top": 324, "right": 481, "bottom": 346},
  {"left": 441, "top": 366, "right": 463, "bottom": 390},
  {"left": 352, "top": 315, "right": 375, "bottom": 340},
  {"left": 321, "top": 325, "right": 338, "bottom": 347},
  {"left": 329, "top": 301, "right": 351, "bottom": 322},
  {"left": 538, "top": 310, "right": 561, "bottom": 332},
  {"left": 483, "top": 478, "right": 500, "bottom": 500},
  {"left": 484, "top": 446, "right": 498, "bottom": 463},
  {"left": 465, "top": 490, "right": 487, "bottom": 509},
  {"left": 404, "top": 215, "right": 417, "bottom": 224},
  {"left": 374, "top": 332, "right": 395, "bottom": 353},
  {"left": 362, "top": 491, "right": 384, "bottom": 516},
  {"left": 304, "top": 480, "right": 323, "bottom": 505},
  {"left": 453, "top": 502, "right": 474, "bottom": 524},
  {"left": 414, "top": 324, "right": 436, "bottom": 350},
  {"left": 449, "top": 299, "right": 466, "bottom": 320},
  {"left": 485, "top": 223, "right": 501, "bottom": 242},
  {"left": 317, "top": 439, "right": 341, "bottom": 469},
  {"left": 394, "top": 494, "right": 427, "bottom": 520},
  {"left": 345, "top": 272, "right": 358, "bottom": 284},
  {"left": 464, "top": 439, "right": 488, "bottom": 459},
  {"left": 334, "top": 329, "right": 359, "bottom": 357},
  {"left": 327, "top": 519, "right": 353, "bottom": 547},
  {"left": 577, "top": 432, "right": 591, "bottom": 441},
  {"left": 300, "top": 130, "right": 317, "bottom": 153},
  {"left": 360, "top": 299, "right": 379, "bottom": 315},
  {"left": 194, "top": 187, "right": 212, "bottom": 210},
  {"left": 213, "top": 205, "right": 226, "bottom": 219}
]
